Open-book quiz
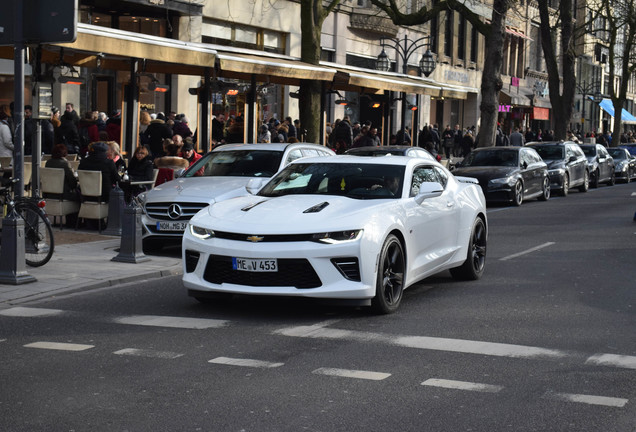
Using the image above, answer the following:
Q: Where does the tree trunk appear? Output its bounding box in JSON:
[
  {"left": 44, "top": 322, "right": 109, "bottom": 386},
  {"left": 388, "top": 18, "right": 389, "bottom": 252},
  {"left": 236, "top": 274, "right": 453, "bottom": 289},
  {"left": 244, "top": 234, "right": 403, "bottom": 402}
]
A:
[{"left": 476, "top": 0, "right": 509, "bottom": 148}]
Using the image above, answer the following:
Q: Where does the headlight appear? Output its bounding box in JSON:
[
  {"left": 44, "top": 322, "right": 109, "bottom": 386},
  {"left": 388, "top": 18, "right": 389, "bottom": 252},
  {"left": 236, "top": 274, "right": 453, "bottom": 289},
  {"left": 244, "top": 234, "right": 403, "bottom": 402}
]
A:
[
  {"left": 548, "top": 168, "right": 565, "bottom": 176},
  {"left": 488, "top": 176, "right": 515, "bottom": 186},
  {"left": 136, "top": 192, "right": 147, "bottom": 206},
  {"left": 189, "top": 224, "right": 215, "bottom": 239},
  {"left": 311, "top": 230, "right": 362, "bottom": 244},
  {"left": 615, "top": 161, "right": 627, "bottom": 172}
]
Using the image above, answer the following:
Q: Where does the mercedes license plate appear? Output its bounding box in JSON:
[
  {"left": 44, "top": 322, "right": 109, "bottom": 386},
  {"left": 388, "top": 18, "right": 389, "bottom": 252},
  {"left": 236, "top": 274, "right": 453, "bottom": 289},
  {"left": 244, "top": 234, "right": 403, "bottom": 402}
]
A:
[
  {"left": 232, "top": 257, "right": 278, "bottom": 272},
  {"left": 156, "top": 221, "right": 188, "bottom": 231}
]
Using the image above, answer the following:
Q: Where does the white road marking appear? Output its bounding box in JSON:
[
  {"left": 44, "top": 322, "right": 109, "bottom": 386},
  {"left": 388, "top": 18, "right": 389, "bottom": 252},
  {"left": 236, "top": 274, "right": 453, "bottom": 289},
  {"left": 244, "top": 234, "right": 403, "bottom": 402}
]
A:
[
  {"left": 586, "top": 353, "right": 636, "bottom": 370},
  {"left": 543, "top": 392, "right": 629, "bottom": 408},
  {"left": 209, "top": 357, "right": 284, "bottom": 368},
  {"left": 499, "top": 242, "right": 556, "bottom": 261},
  {"left": 0, "top": 307, "right": 64, "bottom": 317},
  {"left": 114, "top": 315, "right": 228, "bottom": 329},
  {"left": 394, "top": 335, "right": 568, "bottom": 360},
  {"left": 276, "top": 325, "right": 568, "bottom": 361},
  {"left": 312, "top": 367, "right": 391, "bottom": 381},
  {"left": 422, "top": 378, "right": 503, "bottom": 393},
  {"left": 113, "top": 348, "right": 184, "bottom": 359},
  {"left": 24, "top": 342, "right": 94, "bottom": 351}
]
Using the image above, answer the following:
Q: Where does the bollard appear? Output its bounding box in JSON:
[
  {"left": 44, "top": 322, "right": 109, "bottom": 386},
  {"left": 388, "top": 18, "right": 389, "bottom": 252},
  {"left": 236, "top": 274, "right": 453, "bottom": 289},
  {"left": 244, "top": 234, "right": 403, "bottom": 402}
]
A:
[
  {"left": 0, "top": 210, "right": 37, "bottom": 284},
  {"left": 103, "top": 185, "right": 125, "bottom": 236},
  {"left": 112, "top": 201, "right": 150, "bottom": 263}
]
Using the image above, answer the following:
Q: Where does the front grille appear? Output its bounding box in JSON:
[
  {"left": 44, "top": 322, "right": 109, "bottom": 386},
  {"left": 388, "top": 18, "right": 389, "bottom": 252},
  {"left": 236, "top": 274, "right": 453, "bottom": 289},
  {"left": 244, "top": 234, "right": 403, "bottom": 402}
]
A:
[
  {"left": 184, "top": 250, "right": 200, "bottom": 273},
  {"left": 214, "top": 231, "right": 315, "bottom": 242},
  {"left": 144, "top": 202, "right": 208, "bottom": 221},
  {"left": 203, "top": 255, "right": 322, "bottom": 289}
]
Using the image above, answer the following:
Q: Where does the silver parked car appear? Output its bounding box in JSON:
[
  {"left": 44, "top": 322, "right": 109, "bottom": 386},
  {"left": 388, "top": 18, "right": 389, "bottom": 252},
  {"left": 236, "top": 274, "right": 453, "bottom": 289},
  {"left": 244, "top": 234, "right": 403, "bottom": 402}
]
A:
[{"left": 137, "top": 142, "right": 335, "bottom": 251}]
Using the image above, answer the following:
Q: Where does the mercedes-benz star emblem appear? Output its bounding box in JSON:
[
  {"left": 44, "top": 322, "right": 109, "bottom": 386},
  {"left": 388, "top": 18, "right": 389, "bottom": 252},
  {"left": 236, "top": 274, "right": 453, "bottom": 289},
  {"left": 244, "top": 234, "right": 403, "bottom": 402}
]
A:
[{"left": 168, "top": 204, "right": 183, "bottom": 220}]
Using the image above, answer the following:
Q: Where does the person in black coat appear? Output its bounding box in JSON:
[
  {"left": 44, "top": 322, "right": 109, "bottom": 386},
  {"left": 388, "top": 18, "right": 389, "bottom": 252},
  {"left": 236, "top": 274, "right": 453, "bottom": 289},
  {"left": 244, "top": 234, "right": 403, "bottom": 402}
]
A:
[
  {"left": 77, "top": 141, "right": 119, "bottom": 202},
  {"left": 122, "top": 145, "right": 155, "bottom": 202},
  {"left": 143, "top": 117, "right": 172, "bottom": 159},
  {"left": 57, "top": 111, "right": 81, "bottom": 155}
]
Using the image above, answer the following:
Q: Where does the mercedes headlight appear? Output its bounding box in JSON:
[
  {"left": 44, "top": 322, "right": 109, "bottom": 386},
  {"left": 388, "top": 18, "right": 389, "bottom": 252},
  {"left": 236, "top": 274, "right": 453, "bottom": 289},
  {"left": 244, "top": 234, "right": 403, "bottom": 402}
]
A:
[
  {"left": 311, "top": 230, "right": 363, "bottom": 244},
  {"left": 615, "top": 161, "right": 628, "bottom": 172},
  {"left": 189, "top": 224, "right": 215, "bottom": 240}
]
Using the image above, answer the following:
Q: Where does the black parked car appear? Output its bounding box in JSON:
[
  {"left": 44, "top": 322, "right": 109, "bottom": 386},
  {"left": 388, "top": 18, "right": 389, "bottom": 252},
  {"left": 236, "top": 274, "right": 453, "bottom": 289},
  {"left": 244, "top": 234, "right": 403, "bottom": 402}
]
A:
[
  {"left": 452, "top": 146, "right": 550, "bottom": 206},
  {"left": 346, "top": 145, "right": 437, "bottom": 161},
  {"left": 608, "top": 147, "right": 636, "bottom": 183},
  {"left": 578, "top": 143, "right": 615, "bottom": 188},
  {"left": 527, "top": 141, "right": 589, "bottom": 196}
]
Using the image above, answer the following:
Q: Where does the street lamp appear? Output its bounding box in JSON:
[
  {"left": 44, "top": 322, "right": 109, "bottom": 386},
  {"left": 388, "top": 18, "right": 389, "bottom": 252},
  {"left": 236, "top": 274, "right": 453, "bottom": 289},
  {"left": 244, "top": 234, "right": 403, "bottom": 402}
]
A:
[{"left": 376, "top": 35, "right": 436, "bottom": 142}]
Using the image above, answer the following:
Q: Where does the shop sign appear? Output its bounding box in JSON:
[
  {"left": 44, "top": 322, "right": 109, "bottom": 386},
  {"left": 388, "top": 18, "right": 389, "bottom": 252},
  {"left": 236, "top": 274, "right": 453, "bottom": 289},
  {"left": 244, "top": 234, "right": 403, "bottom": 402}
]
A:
[
  {"left": 444, "top": 70, "right": 469, "bottom": 83},
  {"left": 532, "top": 107, "right": 550, "bottom": 120},
  {"left": 498, "top": 104, "right": 512, "bottom": 113},
  {"left": 511, "top": 77, "right": 520, "bottom": 87}
]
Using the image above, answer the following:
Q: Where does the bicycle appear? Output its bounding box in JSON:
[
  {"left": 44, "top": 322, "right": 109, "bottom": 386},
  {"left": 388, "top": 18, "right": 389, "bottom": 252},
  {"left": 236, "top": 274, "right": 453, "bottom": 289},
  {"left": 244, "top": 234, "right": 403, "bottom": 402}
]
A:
[{"left": 0, "top": 177, "right": 54, "bottom": 267}]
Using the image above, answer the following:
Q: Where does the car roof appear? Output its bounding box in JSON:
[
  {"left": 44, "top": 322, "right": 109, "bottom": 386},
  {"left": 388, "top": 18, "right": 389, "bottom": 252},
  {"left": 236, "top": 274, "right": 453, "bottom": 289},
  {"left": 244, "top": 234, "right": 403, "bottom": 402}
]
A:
[
  {"left": 472, "top": 146, "right": 522, "bottom": 152},
  {"left": 212, "top": 142, "right": 328, "bottom": 152},
  {"left": 527, "top": 141, "right": 575, "bottom": 146},
  {"left": 290, "top": 154, "right": 430, "bottom": 168},
  {"left": 347, "top": 145, "right": 414, "bottom": 152}
]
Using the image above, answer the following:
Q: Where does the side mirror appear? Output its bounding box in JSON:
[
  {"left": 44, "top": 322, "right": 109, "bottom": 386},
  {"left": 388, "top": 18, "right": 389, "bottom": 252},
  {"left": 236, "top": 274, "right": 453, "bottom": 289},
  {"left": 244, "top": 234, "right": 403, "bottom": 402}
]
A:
[
  {"left": 414, "top": 182, "right": 444, "bottom": 204},
  {"left": 521, "top": 161, "right": 528, "bottom": 169},
  {"left": 246, "top": 178, "right": 268, "bottom": 195},
  {"left": 568, "top": 156, "right": 578, "bottom": 163}
]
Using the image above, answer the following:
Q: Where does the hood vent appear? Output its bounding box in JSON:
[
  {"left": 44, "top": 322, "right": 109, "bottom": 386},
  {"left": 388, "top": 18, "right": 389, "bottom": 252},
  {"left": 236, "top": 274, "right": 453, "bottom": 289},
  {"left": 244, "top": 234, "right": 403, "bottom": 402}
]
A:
[
  {"left": 241, "top": 200, "right": 268, "bottom": 212},
  {"left": 303, "top": 201, "right": 330, "bottom": 213}
]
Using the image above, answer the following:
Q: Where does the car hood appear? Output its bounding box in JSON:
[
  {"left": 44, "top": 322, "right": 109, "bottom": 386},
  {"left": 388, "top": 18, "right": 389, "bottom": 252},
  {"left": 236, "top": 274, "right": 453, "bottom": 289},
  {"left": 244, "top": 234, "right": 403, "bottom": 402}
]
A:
[
  {"left": 453, "top": 166, "right": 516, "bottom": 181},
  {"left": 146, "top": 176, "right": 259, "bottom": 204},
  {"left": 545, "top": 160, "right": 566, "bottom": 169},
  {"left": 191, "top": 194, "right": 395, "bottom": 233}
]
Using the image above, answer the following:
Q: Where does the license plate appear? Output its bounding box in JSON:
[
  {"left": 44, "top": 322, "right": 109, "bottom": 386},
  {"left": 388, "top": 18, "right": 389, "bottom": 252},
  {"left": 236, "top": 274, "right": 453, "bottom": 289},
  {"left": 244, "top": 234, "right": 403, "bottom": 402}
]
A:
[
  {"left": 232, "top": 257, "right": 278, "bottom": 272},
  {"left": 156, "top": 221, "right": 188, "bottom": 231}
]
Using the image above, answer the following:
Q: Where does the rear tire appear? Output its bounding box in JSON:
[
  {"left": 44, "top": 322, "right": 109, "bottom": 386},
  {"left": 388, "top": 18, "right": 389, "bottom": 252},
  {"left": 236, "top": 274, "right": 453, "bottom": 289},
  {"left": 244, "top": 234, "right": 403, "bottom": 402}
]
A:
[
  {"left": 371, "top": 234, "right": 405, "bottom": 314},
  {"left": 450, "top": 217, "right": 487, "bottom": 281},
  {"left": 607, "top": 172, "right": 616, "bottom": 186}
]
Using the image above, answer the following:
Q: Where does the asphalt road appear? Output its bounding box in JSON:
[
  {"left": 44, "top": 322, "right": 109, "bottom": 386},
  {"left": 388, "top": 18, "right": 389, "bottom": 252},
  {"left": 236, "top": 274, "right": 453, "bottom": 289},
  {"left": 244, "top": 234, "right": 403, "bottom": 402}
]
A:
[{"left": 1, "top": 180, "right": 635, "bottom": 431}]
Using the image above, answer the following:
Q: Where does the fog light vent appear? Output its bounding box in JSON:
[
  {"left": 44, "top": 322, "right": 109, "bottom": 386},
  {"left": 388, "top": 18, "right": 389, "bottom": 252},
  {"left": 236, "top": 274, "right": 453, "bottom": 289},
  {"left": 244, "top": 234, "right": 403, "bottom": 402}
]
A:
[
  {"left": 331, "top": 258, "right": 360, "bottom": 281},
  {"left": 185, "top": 250, "right": 200, "bottom": 273}
]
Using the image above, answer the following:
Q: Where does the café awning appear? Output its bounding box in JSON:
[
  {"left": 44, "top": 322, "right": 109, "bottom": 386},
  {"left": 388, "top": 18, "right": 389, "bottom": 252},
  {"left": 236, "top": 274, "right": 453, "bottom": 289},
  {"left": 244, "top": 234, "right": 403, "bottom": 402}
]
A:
[
  {"left": 321, "top": 62, "right": 474, "bottom": 99},
  {"left": 47, "top": 23, "right": 217, "bottom": 75},
  {"left": 499, "top": 88, "right": 531, "bottom": 106},
  {"left": 215, "top": 51, "right": 336, "bottom": 86}
]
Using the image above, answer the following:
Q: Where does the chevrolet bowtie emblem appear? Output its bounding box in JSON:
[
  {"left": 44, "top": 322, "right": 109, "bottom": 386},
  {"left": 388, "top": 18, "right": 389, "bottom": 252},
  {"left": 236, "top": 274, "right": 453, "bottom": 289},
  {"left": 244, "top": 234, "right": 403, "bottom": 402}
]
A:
[{"left": 246, "top": 235, "right": 264, "bottom": 242}]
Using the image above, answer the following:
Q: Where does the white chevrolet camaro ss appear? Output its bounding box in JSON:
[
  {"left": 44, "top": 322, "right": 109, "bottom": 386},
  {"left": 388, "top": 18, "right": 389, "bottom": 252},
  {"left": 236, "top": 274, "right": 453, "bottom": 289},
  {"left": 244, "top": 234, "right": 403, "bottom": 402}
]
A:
[{"left": 182, "top": 155, "right": 487, "bottom": 313}]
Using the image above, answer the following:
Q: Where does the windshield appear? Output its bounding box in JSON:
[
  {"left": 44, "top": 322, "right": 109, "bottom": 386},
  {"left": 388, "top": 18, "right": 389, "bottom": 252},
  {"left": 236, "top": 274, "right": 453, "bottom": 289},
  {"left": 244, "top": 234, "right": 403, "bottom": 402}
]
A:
[
  {"left": 608, "top": 149, "right": 627, "bottom": 160},
  {"left": 580, "top": 146, "right": 596, "bottom": 157},
  {"left": 183, "top": 150, "right": 283, "bottom": 178},
  {"left": 461, "top": 149, "right": 518, "bottom": 167},
  {"left": 532, "top": 145, "right": 564, "bottom": 160},
  {"left": 258, "top": 162, "right": 405, "bottom": 199}
]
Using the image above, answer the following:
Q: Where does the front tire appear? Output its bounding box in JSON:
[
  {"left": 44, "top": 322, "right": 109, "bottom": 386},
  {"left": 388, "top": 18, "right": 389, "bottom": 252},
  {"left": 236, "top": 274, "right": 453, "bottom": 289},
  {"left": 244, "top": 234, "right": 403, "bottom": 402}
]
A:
[
  {"left": 607, "top": 171, "right": 616, "bottom": 186},
  {"left": 561, "top": 174, "right": 569, "bottom": 196},
  {"left": 371, "top": 234, "right": 405, "bottom": 314},
  {"left": 578, "top": 170, "right": 589, "bottom": 192},
  {"left": 591, "top": 170, "right": 599, "bottom": 188},
  {"left": 538, "top": 176, "right": 550, "bottom": 201},
  {"left": 450, "top": 217, "right": 487, "bottom": 281},
  {"left": 512, "top": 181, "right": 523, "bottom": 206}
]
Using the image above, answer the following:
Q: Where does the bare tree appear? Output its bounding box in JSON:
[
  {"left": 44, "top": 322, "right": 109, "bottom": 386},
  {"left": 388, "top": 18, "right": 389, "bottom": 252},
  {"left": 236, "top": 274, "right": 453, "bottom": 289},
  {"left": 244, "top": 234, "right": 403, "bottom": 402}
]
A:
[
  {"left": 370, "top": 0, "right": 514, "bottom": 147},
  {"left": 299, "top": 0, "right": 341, "bottom": 144},
  {"left": 597, "top": 0, "right": 636, "bottom": 145},
  {"left": 537, "top": 0, "right": 577, "bottom": 141}
]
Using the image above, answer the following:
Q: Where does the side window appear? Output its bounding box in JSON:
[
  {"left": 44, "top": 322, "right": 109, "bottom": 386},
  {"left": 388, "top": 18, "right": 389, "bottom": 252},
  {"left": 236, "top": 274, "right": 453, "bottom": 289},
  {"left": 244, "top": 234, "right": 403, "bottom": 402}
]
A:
[
  {"left": 410, "top": 166, "right": 442, "bottom": 197},
  {"left": 433, "top": 166, "right": 448, "bottom": 188},
  {"left": 565, "top": 146, "right": 573, "bottom": 159},
  {"left": 285, "top": 149, "right": 305, "bottom": 165}
]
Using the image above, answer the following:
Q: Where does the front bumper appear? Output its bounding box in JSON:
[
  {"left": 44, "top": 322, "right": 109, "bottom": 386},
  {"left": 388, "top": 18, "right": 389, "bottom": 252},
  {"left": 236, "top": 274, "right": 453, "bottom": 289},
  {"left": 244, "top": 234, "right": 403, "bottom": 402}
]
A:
[{"left": 182, "top": 231, "right": 376, "bottom": 300}]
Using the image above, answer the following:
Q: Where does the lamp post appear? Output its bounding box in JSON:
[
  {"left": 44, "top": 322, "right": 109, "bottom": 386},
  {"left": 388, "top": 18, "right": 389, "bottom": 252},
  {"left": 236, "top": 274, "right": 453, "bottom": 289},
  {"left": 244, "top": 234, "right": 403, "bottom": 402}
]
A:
[{"left": 376, "top": 35, "right": 436, "bottom": 143}]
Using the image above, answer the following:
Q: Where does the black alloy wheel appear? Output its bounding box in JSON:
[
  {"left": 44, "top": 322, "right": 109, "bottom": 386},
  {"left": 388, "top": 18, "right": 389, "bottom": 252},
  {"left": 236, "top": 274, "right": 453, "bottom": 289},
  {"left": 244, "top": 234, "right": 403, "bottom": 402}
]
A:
[
  {"left": 591, "top": 169, "right": 599, "bottom": 188},
  {"left": 371, "top": 234, "right": 405, "bottom": 314},
  {"left": 450, "top": 217, "right": 487, "bottom": 281},
  {"left": 607, "top": 171, "right": 616, "bottom": 186}
]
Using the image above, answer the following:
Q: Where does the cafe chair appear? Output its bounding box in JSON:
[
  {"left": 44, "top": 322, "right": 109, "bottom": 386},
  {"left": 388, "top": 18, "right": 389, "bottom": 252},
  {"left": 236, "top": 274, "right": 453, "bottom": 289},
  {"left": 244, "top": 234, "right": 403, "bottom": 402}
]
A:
[
  {"left": 69, "top": 160, "right": 80, "bottom": 171},
  {"left": 0, "top": 156, "right": 12, "bottom": 171},
  {"left": 76, "top": 170, "right": 109, "bottom": 233},
  {"left": 40, "top": 167, "right": 80, "bottom": 231}
]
